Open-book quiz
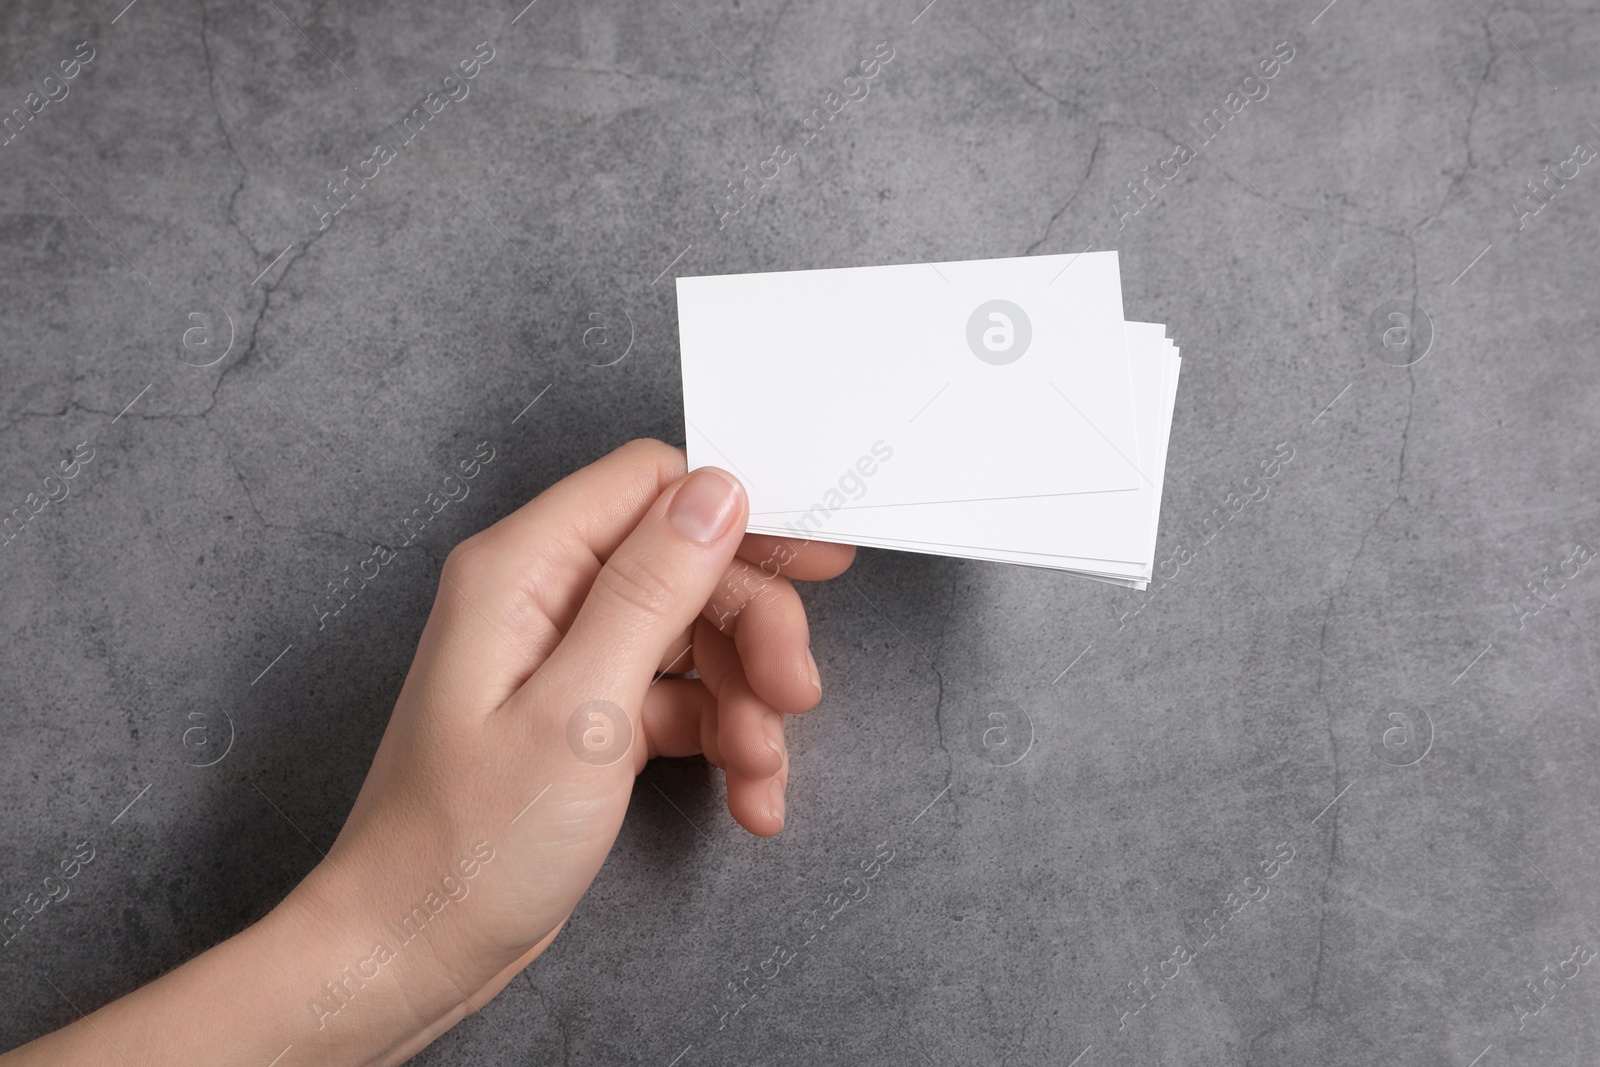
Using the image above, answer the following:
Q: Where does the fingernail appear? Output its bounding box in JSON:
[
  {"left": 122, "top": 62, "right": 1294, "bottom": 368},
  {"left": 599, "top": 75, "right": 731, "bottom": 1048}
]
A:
[
  {"left": 804, "top": 645, "right": 821, "bottom": 696},
  {"left": 768, "top": 778, "right": 785, "bottom": 826},
  {"left": 668, "top": 468, "right": 742, "bottom": 543},
  {"left": 764, "top": 714, "right": 784, "bottom": 760}
]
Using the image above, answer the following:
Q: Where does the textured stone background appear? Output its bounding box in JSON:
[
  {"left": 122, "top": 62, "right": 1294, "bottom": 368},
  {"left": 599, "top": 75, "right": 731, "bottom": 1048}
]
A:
[{"left": 2, "top": 0, "right": 1598, "bottom": 1063}]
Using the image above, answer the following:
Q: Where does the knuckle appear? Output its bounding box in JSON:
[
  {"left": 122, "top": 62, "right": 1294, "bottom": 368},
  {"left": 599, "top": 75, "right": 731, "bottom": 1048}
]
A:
[
  {"left": 618, "top": 437, "right": 681, "bottom": 464},
  {"left": 437, "top": 530, "right": 564, "bottom": 656},
  {"left": 714, "top": 563, "right": 787, "bottom": 618},
  {"left": 597, "top": 552, "right": 680, "bottom": 619},
  {"left": 441, "top": 533, "right": 491, "bottom": 585}
]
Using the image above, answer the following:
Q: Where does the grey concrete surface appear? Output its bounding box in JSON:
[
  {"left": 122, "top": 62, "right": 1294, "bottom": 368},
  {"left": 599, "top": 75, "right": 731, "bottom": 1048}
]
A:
[{"left": 2, "top": 0, "right": 1598, "bottom": 1062}]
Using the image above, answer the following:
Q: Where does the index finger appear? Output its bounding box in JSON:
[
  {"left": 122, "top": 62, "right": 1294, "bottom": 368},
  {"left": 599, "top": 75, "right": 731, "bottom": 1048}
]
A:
[{"left": 736, "top": 532, "right": 856, "bottom": 581}]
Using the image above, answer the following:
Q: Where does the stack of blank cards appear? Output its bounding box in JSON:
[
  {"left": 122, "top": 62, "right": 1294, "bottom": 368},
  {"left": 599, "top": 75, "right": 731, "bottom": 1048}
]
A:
[{"left": 677, "top": 251, "right": 1179, "bottom": 588}]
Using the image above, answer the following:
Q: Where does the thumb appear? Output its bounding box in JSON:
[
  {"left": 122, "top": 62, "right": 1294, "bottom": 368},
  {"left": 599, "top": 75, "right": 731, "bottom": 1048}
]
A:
[{"left": 529, "top": 466, "right": 747, "bottom": 720}]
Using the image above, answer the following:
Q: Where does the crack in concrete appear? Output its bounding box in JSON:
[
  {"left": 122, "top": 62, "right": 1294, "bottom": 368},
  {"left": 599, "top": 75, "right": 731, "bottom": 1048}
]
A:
[
  {"left": 8, "top": 378, "right": 438, "bottom": 569},
  {"left": 199, "top": 0, "right": 260, "bottom": 262},
  {"left": 1304, "top": 243, "right": 1419, "bottom": 1015},
  {"left": 1303, "top": 370, "right": 1415, "bottom": 1013},
  {"left": 198, "top": 222, "right": 333, "bottom": 420},
  {"left": 1197, "top": 149, "right": 1410, "bottom": 241},
  {"left": 200, "top": 415, "right": 420, "bottom": 559},
  {"left": 2, "top": 400, "right": 196, "bottom": 428},
  {"left": 927, "top": 567, "right": 960, "bottom": 823},
  {"left": 194, "top": 0, "right": 340, "bottom": 422},
  {"left": 518, "top": 977, "right": 571, "bottom": 1065},
  {"left": 955, "top": 9, "right": 1073, "bottom": 109},
  {"left": 1026, "top": 124, "right": 1103, "bottom": 255},
  {"left": 15, "top": 5, "right": 333, "bottom": 431},
  {"left": 201, "top": 416, "right": 271, "bottom": 535},
  {"left": 1410, "top": 17, "right": 1495, "bottom": 236},
  {"left": 1000, "top": 1008, "right": 1037, "bottom": 1066},
  {"left": 749, "top": 0, "right": 795, "bottom": 99},
  {"left": 525, "top": 62, "right": 658, "bottom": 83}
]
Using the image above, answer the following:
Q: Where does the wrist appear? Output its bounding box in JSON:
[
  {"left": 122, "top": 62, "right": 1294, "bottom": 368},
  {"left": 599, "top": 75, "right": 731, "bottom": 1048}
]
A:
[{"left": 276, "top": 858, "right": 480, "bottom": 1044}]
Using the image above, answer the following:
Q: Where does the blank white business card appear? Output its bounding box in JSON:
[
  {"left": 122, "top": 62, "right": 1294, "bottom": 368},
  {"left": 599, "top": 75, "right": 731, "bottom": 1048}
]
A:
[
  {"left": 744, "top": 324, "right": 1178, "bottom": 582},
  {"left": 678, "top": 251, "right": 1142, "bottom": 512},
  {"left": 764, "top": 335, "right": 1180, "bottom": 585}
]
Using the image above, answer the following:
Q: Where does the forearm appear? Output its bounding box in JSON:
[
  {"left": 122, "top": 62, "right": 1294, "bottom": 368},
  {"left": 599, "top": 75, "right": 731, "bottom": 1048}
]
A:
[{"left": 0, "top": 876, "right": 469, "bottom": 1067}]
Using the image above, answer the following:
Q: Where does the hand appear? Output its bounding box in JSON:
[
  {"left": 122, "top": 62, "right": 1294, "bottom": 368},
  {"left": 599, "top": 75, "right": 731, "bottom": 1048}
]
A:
[
  {"left": 0, "top": 439, "right": 855, "bottom": 1067},
  {"left": 285, "top": 438, "right": 853, "bottom": 1055}
]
